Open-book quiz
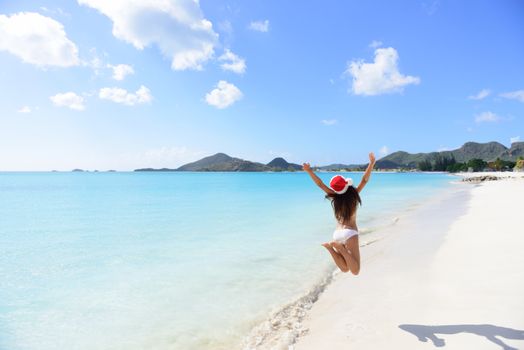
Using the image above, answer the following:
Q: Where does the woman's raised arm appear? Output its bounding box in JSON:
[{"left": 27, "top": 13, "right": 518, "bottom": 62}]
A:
[
  {"left": 356, "top": 152, "right": 376, "bottom": 193},
  {"left": 303, "top": 163, "right": 335, "bottom": 195}
]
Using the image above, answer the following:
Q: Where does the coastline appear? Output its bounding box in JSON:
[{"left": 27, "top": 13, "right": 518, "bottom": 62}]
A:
[
  {"left": 242, "top": 175, "right": 469, "bottom": 349},
  {"left": 289, "top": 172, "right": 524, "bottom": 350}
]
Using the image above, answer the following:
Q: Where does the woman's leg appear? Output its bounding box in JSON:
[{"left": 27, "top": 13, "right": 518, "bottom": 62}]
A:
[
  {"left": 322, "top": 242, "right": 349, "bottom": 272},
  {"left": 332, "top": 242, "right": 359, "bottom": 275}
]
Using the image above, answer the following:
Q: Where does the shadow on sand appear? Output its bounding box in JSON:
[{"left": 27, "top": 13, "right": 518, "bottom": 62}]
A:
[{"left": 399, "top": 324, "right": 524, "bottom": 350}]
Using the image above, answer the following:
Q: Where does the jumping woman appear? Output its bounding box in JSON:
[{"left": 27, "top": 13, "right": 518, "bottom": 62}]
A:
[{"left": 303, "top": 153, "right": 376, "bottom": 275}]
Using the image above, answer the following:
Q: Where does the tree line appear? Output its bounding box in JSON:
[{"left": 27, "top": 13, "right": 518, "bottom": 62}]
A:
[{"left": 417, "top": 155, "right": 520, "bottom": 172}]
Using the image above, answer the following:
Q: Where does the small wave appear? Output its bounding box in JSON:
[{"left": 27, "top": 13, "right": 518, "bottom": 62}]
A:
[
  {"left": 241, "top": 270, "right": 335, "bottom": 350},
  {"left": 358, "top": 215, "right": 399, "bottom": 235}
]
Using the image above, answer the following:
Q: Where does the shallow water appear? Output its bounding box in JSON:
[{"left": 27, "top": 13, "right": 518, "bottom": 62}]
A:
[{"left": 0, "top": 172, "right": 454, "bottom": 349}]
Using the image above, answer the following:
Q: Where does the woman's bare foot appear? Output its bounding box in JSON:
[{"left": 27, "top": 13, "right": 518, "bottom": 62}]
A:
[{"left": 321, "top": 242, "right": 332, "bottom": 249}]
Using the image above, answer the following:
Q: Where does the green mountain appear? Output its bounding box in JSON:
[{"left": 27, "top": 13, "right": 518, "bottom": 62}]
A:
[
  {"left": 177, "top": 153, "right": 267, "bottom": 171},
  {"left": 319, "top": 163, "right": 366, "bottom": 171},
  {"left": 134, "top": 153, "right": 302, "bottom": 172},
  {"left": 500, "top": 142, "right": 524, "bottom": 160},
  {"left": 135, "top": 167, "right": 177, "bottom": 172},
  {"left": 377, "top": 141, "right": 524, "bottom": 169},
  {"left": 266, "top": 157, "right": 302, "bottom": 171},
  {"left": 133, "top": 141, "right": 524, "bottom": 172}
]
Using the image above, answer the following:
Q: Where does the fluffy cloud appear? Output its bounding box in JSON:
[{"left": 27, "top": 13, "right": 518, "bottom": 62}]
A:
[
  {"left": 468, "top": 89, "right": 491, "bottom": 100},
  {"left": 321, "top": 119, "right": 337, "bottom": 125},
  {"left": 99, "top": 85, "right": 152, "bottom": 106},
  {"left": 78, "top": 0, "right": 218, "bottom": 71},
  {"left": 108, "top": 63, "right": 135, "bottom": 80},
  {"left": 0, "top": 12, "right": 79, "bottom": 67},
  {"left": 205, "top": 80, "right": 243, "bottom": 109},
  {"left": 475, "top": 111, "right": 500, "bottom": 123},
  {"left": 50, "top": 92, "right": 85, "bottom": 111},
  {"left": 218, "top": 49, "right": 246, "bottom": 74},
  {"left": 346, "top": 47, "right": 420, "bottom": 96},
  {"left": 510, "top": 136, "right": 520, "bottom": 144},
  {"left": 500, "top": 90, "right": 524, "bottom": 102},
  {"left": 17, "top": 106, "right": 31, "bottom": 113},
  {"left": 379, "top": 145, "right": 389, "bottom": 156},
  {"left": 249, "top": 20, "right": 269, "bottom": 32}
]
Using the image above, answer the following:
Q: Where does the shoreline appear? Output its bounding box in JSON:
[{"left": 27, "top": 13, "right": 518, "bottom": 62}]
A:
[
  {"left": 242, "top": 175, "right": 469, "bottom": 349},
  {"left": 291, "top": 173, "right": 524, "bottom": 350}
]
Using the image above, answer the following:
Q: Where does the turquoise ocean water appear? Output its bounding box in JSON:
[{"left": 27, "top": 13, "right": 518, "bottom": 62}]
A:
[{"left": 0, "top": 172, "right": 454, "bottom": 349}]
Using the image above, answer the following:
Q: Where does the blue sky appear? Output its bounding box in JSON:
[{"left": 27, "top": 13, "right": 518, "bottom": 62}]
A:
[{"left": 0, "top": 0, "right": 523, "bottom": 170}]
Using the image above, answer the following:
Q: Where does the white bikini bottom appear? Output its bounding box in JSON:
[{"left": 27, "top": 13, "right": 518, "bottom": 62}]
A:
[{"left": 333, "top": 228, "right": 358, "bottom": 243}]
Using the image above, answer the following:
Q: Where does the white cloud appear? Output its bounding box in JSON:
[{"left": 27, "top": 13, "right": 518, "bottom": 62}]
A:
[
  {"left": 500, "top": 90, "right": 524, "bottom": 102},
  {"left": 369, "top": 40, "right": 383, "bottom": 48},
  {"left": 346, "top": 47, "right": 420, "bottom": 96},
  {"left": 50, "top": 92, "right": 85, "bottom": 111},
  {"left": 379, "top": 145, "right": 389, "bottom": 156},
  {"left": 249, "top": 20, "right": 269, "bottom": 32},
  {"left": 468, "top": 89, "right": 491, "bottom": 100},
  {"left": 437, "top": 146, "right": 450, "bottom": 152},
  {"left": 218, "top": 49, "right": 246, "bottom": 74},
  {"left": 205, "top": 80, "right": 243, "bottom": 109},
  {"left": 99, "top": 85, "right": 152, "bottom": 106},
  {"left": 78, "top": 0, "right": 218, "bottom": 71},
  {"left": 17, "top": 106, "right": 31, "bottom": 113},
  {"left": 475, "top": 111, "right": 500, "bottom": 123},
  {"left": 108, "top": 63, "right": 135, "bottom": 80},
  {"left": 0, "top": 12, "right": 79, "bottom": 67},
  {"left": 510, "top": 136, "right": 521, "bottom": 144},
  {"left": 321, "top": 119, "right": 337, "bottom": 126},
  {"left": 39, "top": 7, "right": 70, "bottom": 18},
  {"left": 82, "top": 48, "right": 105, "bottom": 75}
]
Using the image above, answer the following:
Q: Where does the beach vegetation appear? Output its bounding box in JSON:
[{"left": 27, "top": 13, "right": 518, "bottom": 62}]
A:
[
  {"left": 487, "top": 158, "right": 516, "bottom": 171},
  {"left": 515, "top": 157, "right": 524, "bottom": 171},
  {"left": 417, "top": 155, "right": 457, "bottom": 172},
  {"left": 447, "top": 163, "right": 468, "bottom": 173},
  {"left": 417, "top": 159, "right": 432, "bottom": 171},
  {"left": 466, "top": 158, "right": 488, "bottom": 172},
  {"left": 433, "top": 154, "right": 456, "bottom": 171}
]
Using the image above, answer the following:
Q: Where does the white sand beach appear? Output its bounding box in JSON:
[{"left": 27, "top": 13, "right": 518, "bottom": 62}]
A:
[{"left": 294, "top": 173, "right": 524, "bottom": 350}]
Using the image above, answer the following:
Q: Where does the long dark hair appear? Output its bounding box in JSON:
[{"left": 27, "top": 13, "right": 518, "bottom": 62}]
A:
[{"left": 326, "top": 186, "right": 362, "bottom": 224}]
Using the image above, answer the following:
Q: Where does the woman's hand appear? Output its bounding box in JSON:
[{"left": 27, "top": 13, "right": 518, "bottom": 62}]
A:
[
  {"left": 368, "top": 152, "right": 376, "bottom": 165},
  {"left": 302, "top": 162, "right": 312, "bottom": 172}
]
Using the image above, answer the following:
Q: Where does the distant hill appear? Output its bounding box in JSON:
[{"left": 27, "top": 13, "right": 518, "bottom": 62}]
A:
[
  {"left": 266, "top": 157, "right": 302, "bottom": 171},
  {"left": 135, "top": 168, "right": 177, "bottom": 172},
  {"left": 176, "top": 153, "right": 267, "bottom": 172},
  {"left": 319, "top": 163, "right": 366, "bottom": 171},
  {"left": 500, "top": 142, "right": 524, "bottom": 160},
  {"left": 174, "top": 154, "right": 302, "bottom": 172},
  {"left": 132, "top": 141, "right": 524, "bottom": 172},
  {"left": 377, "top": 141, "right": 524, "bottom": 169}
]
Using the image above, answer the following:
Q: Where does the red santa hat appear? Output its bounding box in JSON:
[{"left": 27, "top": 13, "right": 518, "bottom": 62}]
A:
[{"left": 329, "top": 175, "right": 353, "bottom": 194}]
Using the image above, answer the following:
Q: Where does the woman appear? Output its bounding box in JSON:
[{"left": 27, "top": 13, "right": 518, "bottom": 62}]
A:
[{"left": 303, "top": 152, "right": 376, "bottom": 275}]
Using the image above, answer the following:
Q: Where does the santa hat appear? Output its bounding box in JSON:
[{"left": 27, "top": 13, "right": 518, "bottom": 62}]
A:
[{"left": 329, "top": 175, "right": 353, "bottom": 194}]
